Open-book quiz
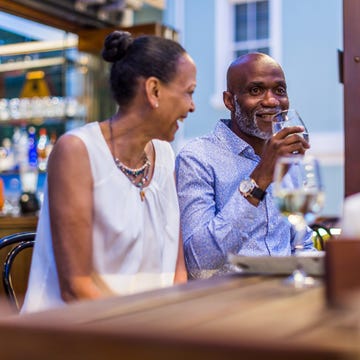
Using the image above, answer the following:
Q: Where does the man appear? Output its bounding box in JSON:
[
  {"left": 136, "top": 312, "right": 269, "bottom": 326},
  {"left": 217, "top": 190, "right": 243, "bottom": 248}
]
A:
[{"left": 175, "top": 53, "right": 315, "bottom": 278}]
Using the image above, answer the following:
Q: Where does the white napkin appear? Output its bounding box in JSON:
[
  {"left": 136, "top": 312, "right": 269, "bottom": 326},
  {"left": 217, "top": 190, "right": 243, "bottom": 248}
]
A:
[{"left": 341, "top": 193, "right": 360, "bottom": 238}]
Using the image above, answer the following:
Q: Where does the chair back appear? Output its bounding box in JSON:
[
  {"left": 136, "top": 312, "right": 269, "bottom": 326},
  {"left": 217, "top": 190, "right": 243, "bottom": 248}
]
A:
[{"left": 0, "top": 232, "right": 36, "bottom": 311}]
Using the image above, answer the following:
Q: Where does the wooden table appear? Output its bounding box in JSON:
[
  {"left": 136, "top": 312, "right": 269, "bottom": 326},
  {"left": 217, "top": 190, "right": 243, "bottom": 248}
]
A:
[{"left": 0, "top": 274, "right": 359, "bottom": 359}]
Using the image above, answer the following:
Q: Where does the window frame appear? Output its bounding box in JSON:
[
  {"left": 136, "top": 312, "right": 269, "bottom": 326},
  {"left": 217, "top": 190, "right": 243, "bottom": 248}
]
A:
[{"left": 211, "top": 0, "right": 281, "bottom": 109}]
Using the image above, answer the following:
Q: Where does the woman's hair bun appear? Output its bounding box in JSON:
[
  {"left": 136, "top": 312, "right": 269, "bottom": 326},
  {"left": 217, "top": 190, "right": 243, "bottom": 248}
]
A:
[{"left": 101, "top": 31, "right": 133, "bottom": 62}]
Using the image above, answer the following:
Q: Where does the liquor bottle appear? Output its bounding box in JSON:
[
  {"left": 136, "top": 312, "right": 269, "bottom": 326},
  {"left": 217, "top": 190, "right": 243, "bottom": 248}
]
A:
[
  {"left": 0, "top": 138, "right": 15, "bottom": 172},
  {"left": 12, "top": 125, "right": 29, "bottom": 171},
  {"left": 45, "top": 131, "right": 57, "bottom": 160},
  {"left": 28, "top": 126, "right": 38, "bottom": 168},
  {"left": 37, "top": 128, "right": 49, "bottom": 171}
]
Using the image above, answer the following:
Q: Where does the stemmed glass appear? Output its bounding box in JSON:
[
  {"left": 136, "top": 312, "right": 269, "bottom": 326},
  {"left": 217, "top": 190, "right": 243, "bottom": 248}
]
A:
[
  {"left": 272, "top": 109, "right": 309, "bottom": 142},
  {"left": 273, "top": 155, "right": 325, "bottom": 287}
]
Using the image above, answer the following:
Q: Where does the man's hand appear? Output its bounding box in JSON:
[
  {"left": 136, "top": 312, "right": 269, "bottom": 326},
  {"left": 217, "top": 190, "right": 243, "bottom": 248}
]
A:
[{"left": 251, "top": 125, "right": 310, "bottom": 191}]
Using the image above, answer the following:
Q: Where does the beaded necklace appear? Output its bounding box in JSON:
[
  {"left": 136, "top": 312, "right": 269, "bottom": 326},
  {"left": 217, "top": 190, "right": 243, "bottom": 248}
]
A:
[{"left": 109, "top": 119, "right": 151, "bottom": 201}]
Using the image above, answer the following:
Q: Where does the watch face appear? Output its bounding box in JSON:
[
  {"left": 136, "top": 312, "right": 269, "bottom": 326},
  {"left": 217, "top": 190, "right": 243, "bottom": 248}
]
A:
[
  {"left": 239, "top": 179, "right": 254, "bottom": 194},
  {"left": 239, "top": 178, "right": 266, "bottom": 200}
]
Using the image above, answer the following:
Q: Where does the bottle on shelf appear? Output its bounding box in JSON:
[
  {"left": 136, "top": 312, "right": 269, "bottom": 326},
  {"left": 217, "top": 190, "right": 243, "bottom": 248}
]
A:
[
  {"left": 37, "top": 128, "right": 49, "bottom": 172},
  {"left": 0, "top": 138, "right": 15, "bottom": 172},
  {"left": 11, "top": 127, "right": 20, "bottom": 170},
  {"left": 28, "top": 126, "right": 38, "bottom": 168},
  {"left": 12, "top": 125, "right": 29, "bottom": 171},
  {"left": 46, "top": 131, "right": 57, "bottom": 161}
]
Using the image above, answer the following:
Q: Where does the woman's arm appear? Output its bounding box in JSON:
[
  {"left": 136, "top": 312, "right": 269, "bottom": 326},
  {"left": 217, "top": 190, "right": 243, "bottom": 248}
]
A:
[
  {"left": 47, "top": 134, "right": 103, "bottom": 302},
  {"left": 173, "top": 230, "right": 188, "bottom": 284}
]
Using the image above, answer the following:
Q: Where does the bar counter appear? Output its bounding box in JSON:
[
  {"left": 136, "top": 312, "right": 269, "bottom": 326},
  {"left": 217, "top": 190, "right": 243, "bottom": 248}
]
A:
[
  {"left": 0, "top": 274, "right": 359, "bottom": 359},
  {"left": 0, "top": 214, "right": 38, "bottom": 238}
]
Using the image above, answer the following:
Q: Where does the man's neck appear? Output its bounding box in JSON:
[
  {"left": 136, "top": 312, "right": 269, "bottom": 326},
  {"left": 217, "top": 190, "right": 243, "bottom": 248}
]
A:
[{"left": 230, "top": 120, "right": 266, "bottom": 156}]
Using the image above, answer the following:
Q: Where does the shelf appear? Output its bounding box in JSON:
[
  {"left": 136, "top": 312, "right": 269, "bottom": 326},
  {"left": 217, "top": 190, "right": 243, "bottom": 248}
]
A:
[
  {"left": 0, "top": 116, "right": 85, "bottom": 126},
  {"left": 0, "top": 96, "right": 86, "bottom": 123}
]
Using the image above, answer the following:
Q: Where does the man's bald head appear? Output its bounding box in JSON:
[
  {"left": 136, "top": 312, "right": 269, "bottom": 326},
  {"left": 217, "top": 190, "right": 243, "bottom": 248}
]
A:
[{"left": 226, "top": 53, "right": 285, "bottom": 92}]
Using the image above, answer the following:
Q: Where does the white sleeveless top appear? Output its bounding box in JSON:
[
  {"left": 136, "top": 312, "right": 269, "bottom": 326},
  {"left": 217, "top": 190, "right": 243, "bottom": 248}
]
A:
[{"left": 21, "top": 122, "right": 180, "bottom": 313}]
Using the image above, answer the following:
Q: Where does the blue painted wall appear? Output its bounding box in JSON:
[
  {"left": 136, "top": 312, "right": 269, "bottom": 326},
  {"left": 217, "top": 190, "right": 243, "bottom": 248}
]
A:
[
  {"left": 281, "top": 0, "right": 343, "bottom": 133},
  {"left": 164, "top": 0, "right": 344, "bottom": 217},
  {"left": 164, "top": 0, "right": 225, "bottom": 139}
]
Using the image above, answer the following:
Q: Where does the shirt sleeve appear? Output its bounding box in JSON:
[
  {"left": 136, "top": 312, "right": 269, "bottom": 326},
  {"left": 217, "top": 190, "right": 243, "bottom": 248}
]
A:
[
  {"left": 303, "top": 227, "right": 317, "bottom": 251},
  {"left": 175, "top": 149, "right": 266, "bottom": 275}
]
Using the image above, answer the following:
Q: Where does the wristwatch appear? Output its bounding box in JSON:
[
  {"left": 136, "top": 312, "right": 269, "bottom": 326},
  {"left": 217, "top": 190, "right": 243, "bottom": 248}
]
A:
[{"left": 239, "top": 178, "right": 266, "bottom": 201}]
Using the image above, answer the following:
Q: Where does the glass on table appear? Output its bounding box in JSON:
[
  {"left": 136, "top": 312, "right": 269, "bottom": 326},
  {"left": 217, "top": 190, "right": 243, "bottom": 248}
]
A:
[{"left": 273, "top": 154, "right": 325, "bottom": 288}]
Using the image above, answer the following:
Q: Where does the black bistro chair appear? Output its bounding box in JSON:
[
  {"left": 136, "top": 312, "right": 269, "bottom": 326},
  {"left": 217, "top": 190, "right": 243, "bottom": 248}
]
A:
[{"left": 0, "top": 232, "right": 36, "bottom": 311}]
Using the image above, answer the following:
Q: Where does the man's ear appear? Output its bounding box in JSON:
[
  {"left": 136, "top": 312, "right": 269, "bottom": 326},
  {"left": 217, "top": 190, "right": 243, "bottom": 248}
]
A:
[
  {"left": 223, "top": 91, "right": 235, "bottom": 112},
  {"left": 145, "top": 76, "right": 160, "bottom": 109}
]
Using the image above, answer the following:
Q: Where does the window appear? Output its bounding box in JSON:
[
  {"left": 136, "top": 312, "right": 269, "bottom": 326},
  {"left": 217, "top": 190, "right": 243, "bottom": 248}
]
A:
[
  {"left": 233, "top": 0, "right": 270, "bottom": 57},
  {"left": 211, "top": 0, "right": 281, "bottom": 109}
]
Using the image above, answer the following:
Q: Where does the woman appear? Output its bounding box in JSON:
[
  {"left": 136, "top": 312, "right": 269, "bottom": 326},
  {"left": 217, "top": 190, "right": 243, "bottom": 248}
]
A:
[{"left": 21, "top": 31, "right": 196, "bottom": 313}]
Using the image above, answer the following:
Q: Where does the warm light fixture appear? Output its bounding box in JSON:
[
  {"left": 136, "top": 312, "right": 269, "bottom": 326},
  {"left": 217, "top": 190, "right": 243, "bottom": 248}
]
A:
[
  {"left": 0, "top": 39, "right": 78, "bottom": 56},
  {"left": 0, "top": 58, "right": 65, "bottom": 73},
  {"left": 143, "top": 0, "right": 164, "bottom": 9}
]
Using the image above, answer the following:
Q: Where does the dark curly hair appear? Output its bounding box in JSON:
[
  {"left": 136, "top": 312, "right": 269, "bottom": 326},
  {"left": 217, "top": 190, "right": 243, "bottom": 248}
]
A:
[{"left": 101, "top": 30, "right": 186, "bottom": 107}]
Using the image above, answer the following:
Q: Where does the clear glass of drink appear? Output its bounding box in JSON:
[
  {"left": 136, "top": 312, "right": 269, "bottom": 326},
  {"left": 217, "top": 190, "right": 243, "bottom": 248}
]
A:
[
  {"left": 273, "top": 154, "right": 325, "bottom": 287},
  {"left": 272, "top": 109, "right": 309, "bottom": 142}
]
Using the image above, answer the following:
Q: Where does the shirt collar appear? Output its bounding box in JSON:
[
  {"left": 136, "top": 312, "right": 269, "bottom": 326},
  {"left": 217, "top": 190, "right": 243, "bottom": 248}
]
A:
[{"left": 214, "top": 119, "right": 255, "bottom": 157}]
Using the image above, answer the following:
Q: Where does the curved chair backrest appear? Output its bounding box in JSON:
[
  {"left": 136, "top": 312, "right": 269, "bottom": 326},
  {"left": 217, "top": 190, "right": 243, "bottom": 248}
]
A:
[
  {"left": 0, "top": 232, "right": 36, "bottom": 251},
  {"left": 0, "top": 232, "right": 36, "bottom": 311}
]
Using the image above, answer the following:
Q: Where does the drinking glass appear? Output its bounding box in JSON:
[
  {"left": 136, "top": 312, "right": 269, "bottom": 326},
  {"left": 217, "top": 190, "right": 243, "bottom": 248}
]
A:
[
  {"left": 272, "top": 109, "right": 309, "bottom": 142},
  {"left": 3, "top": 176, "right": 21, "bottom": 216},
  {"left": 19, "top": 165, "right": 38, "bottom": 193},
  {"left": 273, "top": 155, "right": 325, "bottom": 287}
]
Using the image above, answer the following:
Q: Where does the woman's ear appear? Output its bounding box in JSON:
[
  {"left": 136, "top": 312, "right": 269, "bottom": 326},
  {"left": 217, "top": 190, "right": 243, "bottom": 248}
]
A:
[
  {"left": 223, "top": 91, "right": 235, "bottom": 112},
  {"left": 145, "top": 76, "right": 160, "bottom": 109}
]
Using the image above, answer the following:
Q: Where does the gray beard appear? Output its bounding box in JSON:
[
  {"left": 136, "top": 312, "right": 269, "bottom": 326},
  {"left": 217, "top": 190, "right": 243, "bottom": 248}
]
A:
[{"left": 233, "top": 97, "right": 271, "bottom": 140}]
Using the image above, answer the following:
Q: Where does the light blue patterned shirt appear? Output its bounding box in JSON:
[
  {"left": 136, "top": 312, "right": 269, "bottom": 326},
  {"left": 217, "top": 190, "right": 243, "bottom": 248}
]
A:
[{"left": 175, "top": 119, "right": 315, "bottom": 277}]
